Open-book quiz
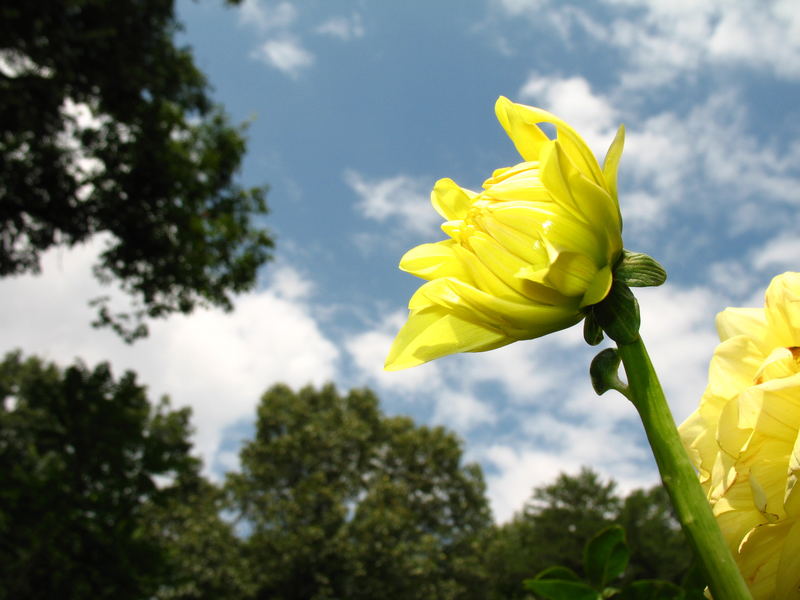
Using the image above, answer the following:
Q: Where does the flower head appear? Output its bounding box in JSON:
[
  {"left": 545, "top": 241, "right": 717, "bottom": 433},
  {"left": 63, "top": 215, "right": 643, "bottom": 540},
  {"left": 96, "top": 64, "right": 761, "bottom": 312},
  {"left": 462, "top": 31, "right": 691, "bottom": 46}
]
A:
[
  {"left": 679, "top": 272, "right": 800, "bottom": 599},
  {"left": 385, "top": 97, "right": 625, "bottom": 370}
]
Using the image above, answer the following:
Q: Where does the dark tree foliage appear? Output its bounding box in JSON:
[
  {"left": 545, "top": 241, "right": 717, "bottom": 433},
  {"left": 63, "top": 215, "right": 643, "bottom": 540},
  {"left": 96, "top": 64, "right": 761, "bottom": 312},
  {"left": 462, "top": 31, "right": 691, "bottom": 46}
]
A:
[
  {"left": 227, "top": 383, "right": 493, "bottom": 600},
  {"left": 483, "top": 468, "right": 692, "bottom": 600},
  {"left": 144, "top": 477, "right": 252, "bottom": 600},
  {"left": 0, "top": 351, "right": 240, "bottom": 600},
  {"left": 618, "top": 485, "right": 692, "bottom": 584},
  {"left": 0, "top": 0, "right": 272, "bottom": 341},
  {"left": 484, "top": 468, "right": 620, "bottom": 600}
]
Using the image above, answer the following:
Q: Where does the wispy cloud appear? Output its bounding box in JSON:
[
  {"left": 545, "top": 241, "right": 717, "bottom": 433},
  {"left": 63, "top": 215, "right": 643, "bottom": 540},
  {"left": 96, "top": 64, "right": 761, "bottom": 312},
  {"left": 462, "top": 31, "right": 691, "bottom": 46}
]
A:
[
  {"left": 316, "top": 13, "right": 365, "bottom": 41},
  {"left": 238, "top": 0, "right": 297, "bottom": 31},
  {"left": 237, "top": 0, "right": 314, "bottom": 78},
  {"left": 344, "top": 169, "right": 441, "bottom": 236},
  {"left": 491, "top": 0, "right": 800, "bottom": 89},
  {"left": 251, "top": 36, "right": 314, "bottom": 78}
]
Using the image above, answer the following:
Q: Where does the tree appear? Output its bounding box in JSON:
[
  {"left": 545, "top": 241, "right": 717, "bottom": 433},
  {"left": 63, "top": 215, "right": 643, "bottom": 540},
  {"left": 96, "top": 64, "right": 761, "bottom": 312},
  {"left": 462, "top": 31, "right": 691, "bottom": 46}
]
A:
[
  {"left": 618, "top": 484, "right": 692, "bottom": 584},
  {"left": 483, "top": 468, "right": 692, "bottom": 599},
  {"left": 484, "top": 468, "right": 620, "bottom": 600},
  {"left": 0, "top": 0, "right": 273, "bottom": 341},
  {"left": 226, "top": 383, "right": 493, "bottom": 600},
  {"left": 0, "top": 351, "right": 240, "bottom": 600},
  {"left": 143, "top": 477, "right": 252, "bottom": 600}
]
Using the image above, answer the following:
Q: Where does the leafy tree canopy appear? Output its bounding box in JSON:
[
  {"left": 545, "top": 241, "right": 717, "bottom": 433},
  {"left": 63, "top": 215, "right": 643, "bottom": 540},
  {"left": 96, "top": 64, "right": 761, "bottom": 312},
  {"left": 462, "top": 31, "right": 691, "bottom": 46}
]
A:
[
  {"left": 483, "top": 468, "right": 692, "bottom": 600},
  {"left": 0, "top": 0, "right": 272, "bottom": 341},
  {"left": 0, "top": 351, "right": 242, "bottom": 600},
  {"left": 227, "top": 383, "right": 493, "bottom": 600}
]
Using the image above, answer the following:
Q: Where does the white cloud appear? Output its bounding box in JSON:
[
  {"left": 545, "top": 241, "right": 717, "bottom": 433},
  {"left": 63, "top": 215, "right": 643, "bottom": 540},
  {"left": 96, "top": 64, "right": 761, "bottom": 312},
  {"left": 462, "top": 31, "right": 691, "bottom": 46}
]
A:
[
  {"left": 636, "top": 285, "right": 721, "bottom": 421},
  {"left": 492, "top": 1, "right": 800, "bottom": 88},
  {"left": 316, "top": 13, "right": 365, "bottom": 41},
  {"left": 517, "top": 74, "right": 618, "bottom": 153},
  {"left": 617, "top": 91, "right": 800, "bottom": 234},
  {"left": 238, "top": 0, "right": 297, "bottom": 31},
  {"left": 252, "top": 36, "right": 314, "bottom": 77},
  {"left": 344, "top": 169, "right": 441, "bottom": 236},
  {"left": 0, "top": 238, "right": 340, "bottom": 476},
  {"left": 237, "top": 1, "right": 315, "bottom": 77},
  {"left": 481, "top": 441, "right": 651, "bottom": 522},
  {"left": 753, "top": 236, "right": 800, "bottom": 273},
  {"left": 432, "top": 390, "right": 497, "bottom": 431}
]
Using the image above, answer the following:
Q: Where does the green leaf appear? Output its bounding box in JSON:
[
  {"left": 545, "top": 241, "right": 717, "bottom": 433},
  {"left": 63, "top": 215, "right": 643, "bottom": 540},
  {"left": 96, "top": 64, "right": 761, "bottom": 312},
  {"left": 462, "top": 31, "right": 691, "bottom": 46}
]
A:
[
  {"left": 584, "top": 525, "right": 630, "bottom": 589},
  {"left": 523, "top": 579, "right": 601, "bottom": 600},
  {"left": 589, "top": 348, "right": 629, "bottom": 398},
  {"left": 533, "top": 566, "right": 582, "bottom": 581},
  {"left": 619, "top": 580, "right": 685, "bottom": 600},
  {"left": 679, "top": 560, "right": 708, "bottom": 600},
  {"left": 583, "top": 311, "right": 604, "bottom": 346},
  {"left": 614, "top": 251, "right": 667, "bottom": 288}
]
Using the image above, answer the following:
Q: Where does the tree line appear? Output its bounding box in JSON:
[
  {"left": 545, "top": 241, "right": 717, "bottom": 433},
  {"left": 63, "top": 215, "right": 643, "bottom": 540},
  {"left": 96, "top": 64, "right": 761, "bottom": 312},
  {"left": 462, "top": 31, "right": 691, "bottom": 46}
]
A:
[{"left": 0, "top": 352, "right": 691, "bottom": 600}]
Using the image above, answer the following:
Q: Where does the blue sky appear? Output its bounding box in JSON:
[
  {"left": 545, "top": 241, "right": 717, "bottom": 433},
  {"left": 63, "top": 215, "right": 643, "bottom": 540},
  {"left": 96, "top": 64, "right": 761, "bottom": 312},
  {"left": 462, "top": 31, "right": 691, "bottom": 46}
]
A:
[{"left": 3, "top": 0, "right": 800, "bottom": 521}]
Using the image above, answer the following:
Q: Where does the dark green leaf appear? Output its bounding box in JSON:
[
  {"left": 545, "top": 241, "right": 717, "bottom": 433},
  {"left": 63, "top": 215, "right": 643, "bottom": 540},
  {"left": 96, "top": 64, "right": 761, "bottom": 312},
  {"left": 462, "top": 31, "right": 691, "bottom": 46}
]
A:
[
  {"left": 593, "top": 282, "right": 641, "bottom": 344},
  {"left": 619, "top": 580, "right": 684, "bottom": 600},
  {"left": 584, "top": 525, "right": 630, "bottom": 589},
  {"left": 590, "top": 348, "right": 629, "bottom": 398},
  {"left": 584, "top": 311, "right": 605, "bottom": 345},
  {"left": 524, "top": 579, "right": 601, "bottom": 600},
  {"left": 533, "top": 566, "right": 582, "bottom": 581}
]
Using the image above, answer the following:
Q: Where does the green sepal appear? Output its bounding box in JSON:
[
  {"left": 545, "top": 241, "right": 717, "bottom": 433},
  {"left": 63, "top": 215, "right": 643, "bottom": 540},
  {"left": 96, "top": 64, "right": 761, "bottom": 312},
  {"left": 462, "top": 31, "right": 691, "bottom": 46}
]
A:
[
  {"left": 593, "top": 282, "right": 640, "bottom": 345},
  {"left": 590, "top": 349, "right": 629, "bottom": 399},
  {"left": 584, "top": 310, "right": 604, "bottom": 346},
  {"left": 523, "top": 579, "right": 601, "bottom": 600},
  {"left": 584, "top": 525, "right": 630, "bottom": 590},
  {"left": 614, "top": 250, "right": 667, "bottom": 288}
]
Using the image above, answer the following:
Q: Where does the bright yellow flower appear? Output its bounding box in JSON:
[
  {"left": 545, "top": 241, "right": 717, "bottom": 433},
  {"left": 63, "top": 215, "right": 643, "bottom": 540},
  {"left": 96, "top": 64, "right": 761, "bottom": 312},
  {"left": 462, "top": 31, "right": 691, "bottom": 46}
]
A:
[
  {"left": 679, "top": 272, "right": 800, "bottom": 599},
  {"left": 384, "top": 97, "right": 625, "bottom": 370}
]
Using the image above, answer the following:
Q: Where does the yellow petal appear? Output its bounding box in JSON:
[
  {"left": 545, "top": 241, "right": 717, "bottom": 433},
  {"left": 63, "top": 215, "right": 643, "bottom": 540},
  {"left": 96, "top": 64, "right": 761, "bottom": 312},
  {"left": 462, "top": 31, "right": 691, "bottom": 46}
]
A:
[
  {"left": 543, "top": 250, "right": 600, "bottom": 298},
  {"left": 764, "top": 272, "right": 800, "bottom": 348},
  {"left": 602, "top": 124, "right": 625, "bottom": 204},
  {"left": 706, "top": 335, "right": 764, "bottom": 400},
  {"left": 431, "top": 178, "right": 476, "bottom": 221},
  {"left": 399, "top": 240, "right": 472, "bottom": 283},
  {"left": 494, "top": 96, "right": 551, "bottom": 163},
  {"left": 384, "top": 305, "right": 511, "bottom": 371},
  {"left": 784, "top": 432, "right": 800, "bottom": 518},
  {"left": 408, "top": 277, "right": 581, "bottom": 337},
  {"left": 540, "top": 140, "right": 621, "bottom": 259},
  {"left": 775, "top": 519, "right": 800, "bottom": 599},
  {"left": 716, "top": 307, "right": 768, "bottom": 345},
  {"left": 489, "top": 202, "right": 601, "bottom": 260},
  {"left": 495, "top": 96, "right": 606, "bottom": 188},
  {"left": 738, "top": 521, "right": 794, "bottom": 599},
  {"left": 580, "top": 264, "right": 613, "bottom": 307}
]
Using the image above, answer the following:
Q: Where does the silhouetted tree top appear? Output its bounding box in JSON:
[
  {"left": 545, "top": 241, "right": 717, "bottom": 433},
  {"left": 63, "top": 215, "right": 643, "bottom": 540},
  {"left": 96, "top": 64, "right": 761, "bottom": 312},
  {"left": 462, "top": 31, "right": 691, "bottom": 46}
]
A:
[
  {"left": 0, "top": 0, "right": 273, "bottom": 341},
  {"left": 228, "top": 383, "right": 493, "bottom": 600}
]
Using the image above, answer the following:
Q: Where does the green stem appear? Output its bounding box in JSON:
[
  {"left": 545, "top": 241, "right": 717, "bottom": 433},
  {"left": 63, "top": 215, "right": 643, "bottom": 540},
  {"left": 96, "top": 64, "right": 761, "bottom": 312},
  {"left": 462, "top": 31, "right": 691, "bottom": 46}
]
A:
[{"left": 616, "top": 336, "right": 752, "bottom": 600}]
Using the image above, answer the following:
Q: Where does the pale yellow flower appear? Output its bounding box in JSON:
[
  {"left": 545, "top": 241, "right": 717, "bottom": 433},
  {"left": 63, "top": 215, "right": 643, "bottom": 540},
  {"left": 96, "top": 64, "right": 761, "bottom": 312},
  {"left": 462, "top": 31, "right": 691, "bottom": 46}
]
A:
[
  {"left": 679, "top": 272, "right": 800, "bottom": 599},
  {"left": 384, "top": 96, "right": 624, "bottom": 370}
]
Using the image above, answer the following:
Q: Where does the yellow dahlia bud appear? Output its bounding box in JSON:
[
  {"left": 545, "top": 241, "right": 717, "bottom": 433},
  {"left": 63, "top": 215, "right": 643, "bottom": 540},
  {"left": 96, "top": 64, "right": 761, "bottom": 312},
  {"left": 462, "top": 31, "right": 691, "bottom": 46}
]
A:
[
  {"left": 679, "top": 272, "right": 800, "bottom": 599},
  {"left": 385, "top": 96, "right": 625, "bottom": 370}
]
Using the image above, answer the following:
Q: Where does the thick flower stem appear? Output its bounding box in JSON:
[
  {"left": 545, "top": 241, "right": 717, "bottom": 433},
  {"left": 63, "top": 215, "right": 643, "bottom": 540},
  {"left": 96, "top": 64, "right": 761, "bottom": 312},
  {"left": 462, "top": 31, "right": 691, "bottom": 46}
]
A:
[{"left": 616, "top": 336, "right": 752, "bottom": 600}]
